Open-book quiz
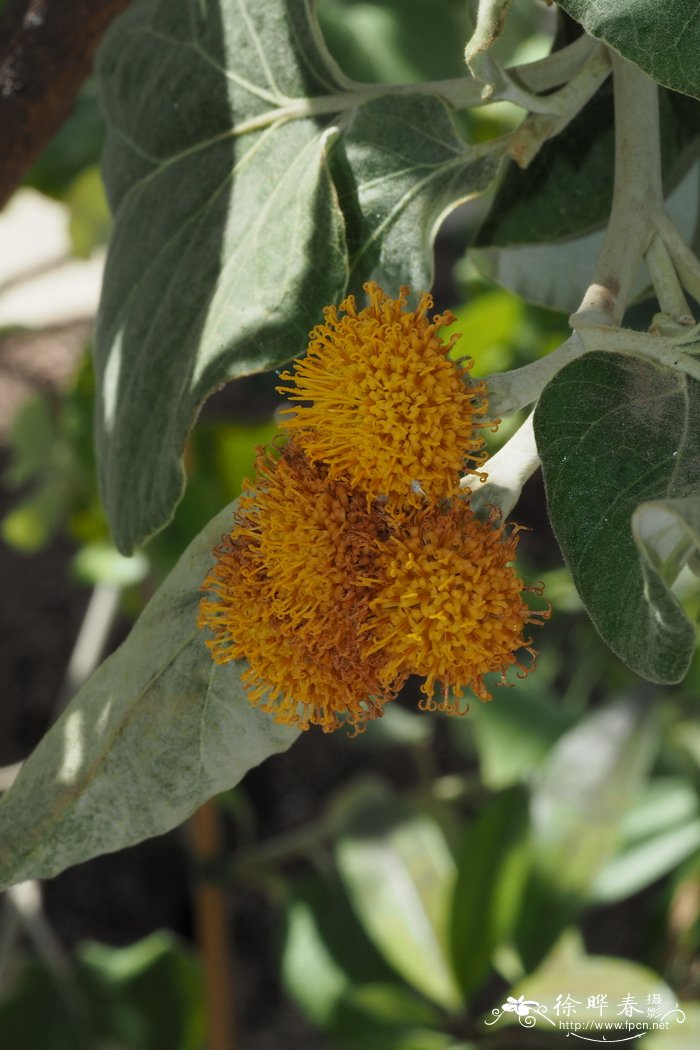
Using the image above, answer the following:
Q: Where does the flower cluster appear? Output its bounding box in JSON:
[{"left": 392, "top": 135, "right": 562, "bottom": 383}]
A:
[{"left": 199, "top": 283, "right": 547, "bottom": 732}]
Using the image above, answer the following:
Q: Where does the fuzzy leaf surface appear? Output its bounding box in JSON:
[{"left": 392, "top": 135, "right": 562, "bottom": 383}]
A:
[
  {"left": 0, "top": 503, "right": 297, "bottom": 890},
  {"left": 534, "top": 352, "right": 700, "bottom": 681},
  {"left": 339, "top": 93, "right": 503, "bottom": 292},
  {"left": 95, "top": 0, "right": 502, "bottom": 552},
  {"left": 557, "top": 0, "right": 700, "bottom": 100}
]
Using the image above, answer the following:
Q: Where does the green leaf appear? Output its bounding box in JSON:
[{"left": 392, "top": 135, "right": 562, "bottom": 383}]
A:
[
  {"left": 96, "top": 0, "right": 502, "bottom": 552},
  {"left": 78, "top": 933, "right": 204, "bottom": 1050},
  {"left": 282, "top": 872, "right": 400, "bottom": 1028},
  {"left": 338, "top": 93, "right": 502, "bottom": 291},
  {"left": 535, "top": 352, "right": 700, "bottom": 682},
  {"left": 591, "top": 778, "right": 700, "bottom": 904},
  {"left": 0, "top": 933, "right": 204, "bottom": 1050},
  {"left": 95, "top": 0, "right": 349, "bottom": 552},
  {"left": 282, "top": 874, "right": 458, "bottom": 1050},
  {"left": 335, "top": 779, "right": 462, "bottom": 1011},
  {"left": 66, "top": 165, "right": 111, "bottom": 258},
  {"left": 557, "top": 0, "right": 700, "bottom": 100},
  {"left": 450, "top": 787, "right": 529, "bottom": 1000},
  {"left": 0, "top": 501, "right": 297, "bottom": 890},
  {"left": 515, "top": 700, "right": 657, "bottom": 968}
]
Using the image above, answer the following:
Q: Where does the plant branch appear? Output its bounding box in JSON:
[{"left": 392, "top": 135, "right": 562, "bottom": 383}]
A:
[
  {"left": 575, "top": 324, "right": 700, "bottom": 381},
  {"left": 645, "top": 233, "right": 694, "bottom": 325},
  {"left": 483, "top": 333, "right": 587, "bottom": 419},
  {"left": 464, "top": 0, "right": 598, "bottom": 114},
  {"left": 189, "top": 801, "right": 237, "bottom": 1050},
  {"left": 469, "top": 52, "right": 672, "bottom": 512},
  {"left": 507, "top": 46, "right": 611, "bottom": 167},
  {"left": 572, "top": 52, "right": 663, "bottom": 328},
  {"left": 0, "top": 0, "right": 132, "bottom": 210},
  {"left": 232, "top": 38, "right": 602, "bottom": 137},
  {"left": 653, "top": 209, "right": 700, "bottom": 306}
]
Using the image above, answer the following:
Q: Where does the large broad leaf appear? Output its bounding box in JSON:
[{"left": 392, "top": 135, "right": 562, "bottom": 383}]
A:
[
  {"left": 282, "top": 875, "right": 450, "bottom": 1049},
  {"left": 535, "top": 352, "right": 700, "bottom": 682},
  {"left": 557, "top": 0, "right": 700, "bottom": 101},
  {"left": 0, "top": 501, "right": 298, "bottom": 891},
  {"left": 95, "top": 0, "right": 502, "bottom": 552}
]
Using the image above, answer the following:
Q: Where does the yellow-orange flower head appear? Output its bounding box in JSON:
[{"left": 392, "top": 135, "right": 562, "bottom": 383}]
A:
[
  {"left": 362, "top": 499, "right": 549, "bottom": 710},
  {"left": 199, "top": 283, "right": 549, "bottom": 733},
  {"left": 277, "top": 282, "right": 487, "bottom": 507},
  {"left": 198, "top": 443, "right": 406, "bottom": 733}
]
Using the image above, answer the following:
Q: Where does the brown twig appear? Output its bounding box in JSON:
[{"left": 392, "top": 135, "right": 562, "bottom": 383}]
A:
[
  {"left": 189, "top": 801, "right": 237, "bottom": 1050},
  {"left": 0, "top": 0, "right": 132, "bottom": 209}
]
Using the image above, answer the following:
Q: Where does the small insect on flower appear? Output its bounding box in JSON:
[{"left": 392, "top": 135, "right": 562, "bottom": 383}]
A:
[{"left": 277, "top": 282, "right": 488, "bottom": 508}]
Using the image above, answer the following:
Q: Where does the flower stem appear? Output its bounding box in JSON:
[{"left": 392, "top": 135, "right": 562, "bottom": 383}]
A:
[{"left": 462, "top": 411, "right": 539, "bottom": 518}]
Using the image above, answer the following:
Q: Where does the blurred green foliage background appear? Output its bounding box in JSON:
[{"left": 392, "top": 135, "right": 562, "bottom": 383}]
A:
[{"left": 1, "top": 1, "right": 699, "bottom": 1047}]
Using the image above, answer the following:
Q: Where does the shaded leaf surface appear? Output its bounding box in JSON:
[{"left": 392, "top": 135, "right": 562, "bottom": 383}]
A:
[
  {"left": 473, "top": 158, "right": 700, "bottom": 314},
  {"left": 0, "top": 502, "right": 297, "bottom": 890},
  {"left": 633, "top": 495, "right": 700, "bottom": 583},
  {"left": 96, "top": 0, "right": 501, "bottom": 551},
  {"left": 535, "top": 351, "right": 700, "bottom": 679},
  {"left": 476, "top": 86, "right": 700, "bottom": 247}
]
